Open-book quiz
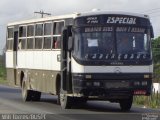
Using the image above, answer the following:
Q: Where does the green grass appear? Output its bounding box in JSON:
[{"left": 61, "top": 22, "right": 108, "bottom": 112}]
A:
[
  {"left": 133, "top": 93, "right": 160, "bottom": 109},
  {"left": 0, "top": 65, "right": 7, "bottom": 85},
  {"left": 153, "top": 64, "right": 160, "bottom": 83}
]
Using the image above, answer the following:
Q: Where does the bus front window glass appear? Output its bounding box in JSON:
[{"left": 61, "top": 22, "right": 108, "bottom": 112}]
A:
[
  {"left": 73, "top": 27, "right": 114, "bottom": 60},
  {"left": 116, "top": 27, "right": 150, "bottom": 55}
]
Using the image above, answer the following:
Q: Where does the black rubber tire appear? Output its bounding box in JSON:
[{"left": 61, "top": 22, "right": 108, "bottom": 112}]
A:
[
  {"left": 60, "top": 93, "right": 72, "bottom": 109},
  {"left": 75, "top": 97, "right": 87, "bottom": 105},
  {"left": 32, "top": 91, "right": 41, "bottom": 101},
  {"left": 22, "top": 80, "right": 32, "bottom": 102},
  {"left": 57, "top": 90, "right": 60, "bottom": 105},
  {"left": 56, "top": 84, "right": 60, "bottom": 105},
  {"left": 119, "top": 96, "right": 133, "bottom": 111}
]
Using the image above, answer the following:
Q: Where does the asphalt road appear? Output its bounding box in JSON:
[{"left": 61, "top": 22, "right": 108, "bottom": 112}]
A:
[{"left": 0, "top": 85, "right": 159, "bottom": 120}]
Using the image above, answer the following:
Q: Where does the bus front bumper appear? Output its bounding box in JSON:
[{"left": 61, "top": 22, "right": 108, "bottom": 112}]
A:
[{"left": 72, "top": 73, "right": 152, "bottom": 99}]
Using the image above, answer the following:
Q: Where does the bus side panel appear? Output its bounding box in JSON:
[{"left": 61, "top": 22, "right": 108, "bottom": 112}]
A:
[
  {"left": 20, "top": 69, "right": 60, "bottom": 94},
  {"left": 16, "top": 50, "right": 61, "bottom": 94},
  {"left": 6, "top": 51, "right": 16, "bottom": 86},
  {"left": 6, "top": 68, "right": 15, "bottom": 86}
]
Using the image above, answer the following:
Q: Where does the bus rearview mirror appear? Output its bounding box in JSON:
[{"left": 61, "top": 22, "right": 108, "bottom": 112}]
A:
[{"left": 68, "top": 37, "right": 73, "bottom": 51}]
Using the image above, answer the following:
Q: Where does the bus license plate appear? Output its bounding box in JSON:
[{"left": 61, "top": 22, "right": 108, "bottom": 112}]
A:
[{"left": 105, "top": 82, "right": 129, "bottom": 88}]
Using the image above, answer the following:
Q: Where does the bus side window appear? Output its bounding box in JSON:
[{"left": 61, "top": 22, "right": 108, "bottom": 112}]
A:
[
  {"left": 7, "top": 27, "right": 14, "bottom": 50},
  {"left": 35, "top": 24, "right": 43, "bottom": 36},
  {"left": 53, "top": 21, "right": 64, "bottom": 35},
  {"left": 53, "top": 37, "right": 61, "bottom": 49},
  {"left": 44, "top": 22, "right": 52, "bottom": 35},
  {"left": 19, "top": 26, "right": 26, "bottom": 37},
  {"left": 18, "top": 39, "right": 22, "bottom": 50}
]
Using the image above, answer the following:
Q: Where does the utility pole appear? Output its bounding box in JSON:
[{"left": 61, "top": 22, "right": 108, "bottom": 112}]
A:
[{"left": 34, "top": 10, "right": 51, "bottom": 18}]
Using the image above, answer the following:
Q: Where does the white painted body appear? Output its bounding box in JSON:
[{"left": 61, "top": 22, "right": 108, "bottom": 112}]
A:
[
  {"left": 71, "top": 57, "right": 153, "bottom": 74},
  {"left": 6, "top": 50, "right": 61, "bottom": 71},
  {"left": 6, "top": 51, "right": 14, "bottom": 68},
  {"left": 6, "top": 50, "right": 153, "bottom": 75}
]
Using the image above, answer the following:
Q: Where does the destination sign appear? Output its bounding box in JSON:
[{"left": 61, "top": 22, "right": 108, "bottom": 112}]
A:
[
  {"left": 106, "top": 17, "right": 136, "bottom": 25},
  {"left": 85, "top": 27, "right": 113, "bottom": 32},
  {"left": 75, "top": 14, "right": 150, "bottom": 27},
  {"left": 84, "top": 26, "right": 145, "bottom": 33}
]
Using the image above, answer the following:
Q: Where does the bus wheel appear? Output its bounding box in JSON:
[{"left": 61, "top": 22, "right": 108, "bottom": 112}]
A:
[
  {"left": 22, "top": 80, "right": 32, "bottom": 102},
  {"left": 60, "top": 93, "right": 72, "bottom": 109},
  {"left": 119, "top": 96, "right": 133, "bottom": 111},
  {"left": 76, "top": 97, "right": 87, "bottom": 105},
  {"left": 57, "top": 88, "right": 60, "bottom": 105},
  {"left": 32, "top": 91, "right": 41, "bottom": 101}
]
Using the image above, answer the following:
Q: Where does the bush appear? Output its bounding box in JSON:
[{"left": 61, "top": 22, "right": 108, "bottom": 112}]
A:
[{"left": 134, "top": 93, "right": 160, "bottom": 109}]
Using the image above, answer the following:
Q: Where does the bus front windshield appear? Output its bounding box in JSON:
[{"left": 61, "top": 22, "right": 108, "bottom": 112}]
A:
[{"left": 73, "top": 27, "right": 151, "bottom": 61}]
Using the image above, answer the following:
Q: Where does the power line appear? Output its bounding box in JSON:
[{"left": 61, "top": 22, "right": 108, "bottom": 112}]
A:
[
  {"left": 34, "top": 10, "right": 51, "bottom": 18},
  {"left": 142, "top": 8, "right": 160, "bottom": 15},
  {"left": 142, "top": 7, "right": 160, "bottom": 13},
  {"left": 146, "top": 11, "right": 160, "bottom": 15}
]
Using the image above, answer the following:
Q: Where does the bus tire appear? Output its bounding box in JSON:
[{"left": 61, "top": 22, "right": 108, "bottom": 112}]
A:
[
  {"left": 32, "top": 91, "right": 41, "bottom": 101},
  {"left": 119, "top": 96, "right": 133, "bottom": 111},
  {"left": 60, "top": 93, "right": 72, "bottom": 109},
  {"left": 22, "top": 80, "right": 32, "bottom": 102},
  {"left": 76, "top": 97, "right": 87, "bottom": 105},
  {"left": 57, "top": 88, "right": 60, "bottom": 105}
]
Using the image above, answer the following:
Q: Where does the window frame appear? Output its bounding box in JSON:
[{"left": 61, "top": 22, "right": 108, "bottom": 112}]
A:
[
  {"left": 44, "top": 22, "right": 52, "bottom": 36},
  {"left": 7, "top": 26, "right": 14, "bottom": 51},
  {"left": 27, "top": 38, "right": 34, "bottom": 50},
  {"left": 53, "top": 21, "right": 65, "bottom": 35},
  {"left": 35, "top": 37, "right": 43, "bottom": 50},
  {"left": 52, "top": 20, "right": 65, "bottom": 50},
  {"left": 19, "top": 25, "right": 27, "bottom": 37},
  {"left": 35, "top": 23, "right": 44, "bottom": 36},
  {"left": 7, "top": 27, "right": 14, "bottom": 39},
  {"left": 9, "top": 20, "right": 65, "bottom": 51},
  {"left": 43, "top": 37, "right": 52, "bottom": 50},
  {"left": 27, "top": 24, "right": 35, "bottom": 37},
  {"left": 18, "top": 38, "right": 26, "bottom": 50}
]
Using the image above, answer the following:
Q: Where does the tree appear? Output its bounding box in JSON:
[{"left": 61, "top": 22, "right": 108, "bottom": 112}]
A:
[
  {"left": 151, "top": 37, "right": 160, "bottom": 82},
  {"left": 152, "top": 37, "right": 160, "bottom": 64}
]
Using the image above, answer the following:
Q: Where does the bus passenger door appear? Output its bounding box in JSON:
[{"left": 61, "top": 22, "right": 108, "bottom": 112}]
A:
[{"left": 61, "top": 26, "right": 72, "bottom": 93}]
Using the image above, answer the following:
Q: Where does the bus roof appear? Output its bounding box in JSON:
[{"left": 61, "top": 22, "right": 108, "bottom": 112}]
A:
[
  {"left": 7, "top": 14, "right": 77, "bottom": 26},
  {"left": 7, "top": 11, "right": 150, "bottom": 26},
  {"left": 78, "top": 11, "right": 150, "bottom": 19}
]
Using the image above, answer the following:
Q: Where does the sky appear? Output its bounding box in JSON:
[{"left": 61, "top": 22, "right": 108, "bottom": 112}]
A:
[{"left": 0, "top": 0, "right": 160, "bottom": 54}]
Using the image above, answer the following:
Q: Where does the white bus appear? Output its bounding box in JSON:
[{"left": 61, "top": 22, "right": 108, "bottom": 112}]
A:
[{"left": 6, "top": 11, "right": 154, "bottom": 111}]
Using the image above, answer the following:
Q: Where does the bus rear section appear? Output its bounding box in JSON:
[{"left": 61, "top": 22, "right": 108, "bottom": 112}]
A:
[{"left": 60, "top": 12, "right": 153, "bottom": 111}]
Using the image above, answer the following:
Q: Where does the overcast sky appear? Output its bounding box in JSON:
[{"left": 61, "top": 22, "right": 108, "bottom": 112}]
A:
[{"left": 0, "top": 0, "right": 160, "bottom": 53}]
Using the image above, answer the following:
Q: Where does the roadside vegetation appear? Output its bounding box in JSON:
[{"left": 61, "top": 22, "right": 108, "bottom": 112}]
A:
[
  {"left": 134, "top": 93, "right": 160, "bottom": 109},
  {"left": 0, "top": 55, "right": 7, "bottom": 85}
]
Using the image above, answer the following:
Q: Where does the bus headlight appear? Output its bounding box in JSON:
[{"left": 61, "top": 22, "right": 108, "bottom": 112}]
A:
[
  {"left": 142, "top": 81, "right": 147, "bottom": 86},
  {"left": 86, "top": 82, "right": 92, "bottom": 86},
  {"left": 93, "top": 82, "right": 100, "bottom": 87},
  {"left": 144, "top": 75, "right": 150, "bottom": 79},
  {"left": 134, "top": 81, "right": 140, "bottom": 86}
]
